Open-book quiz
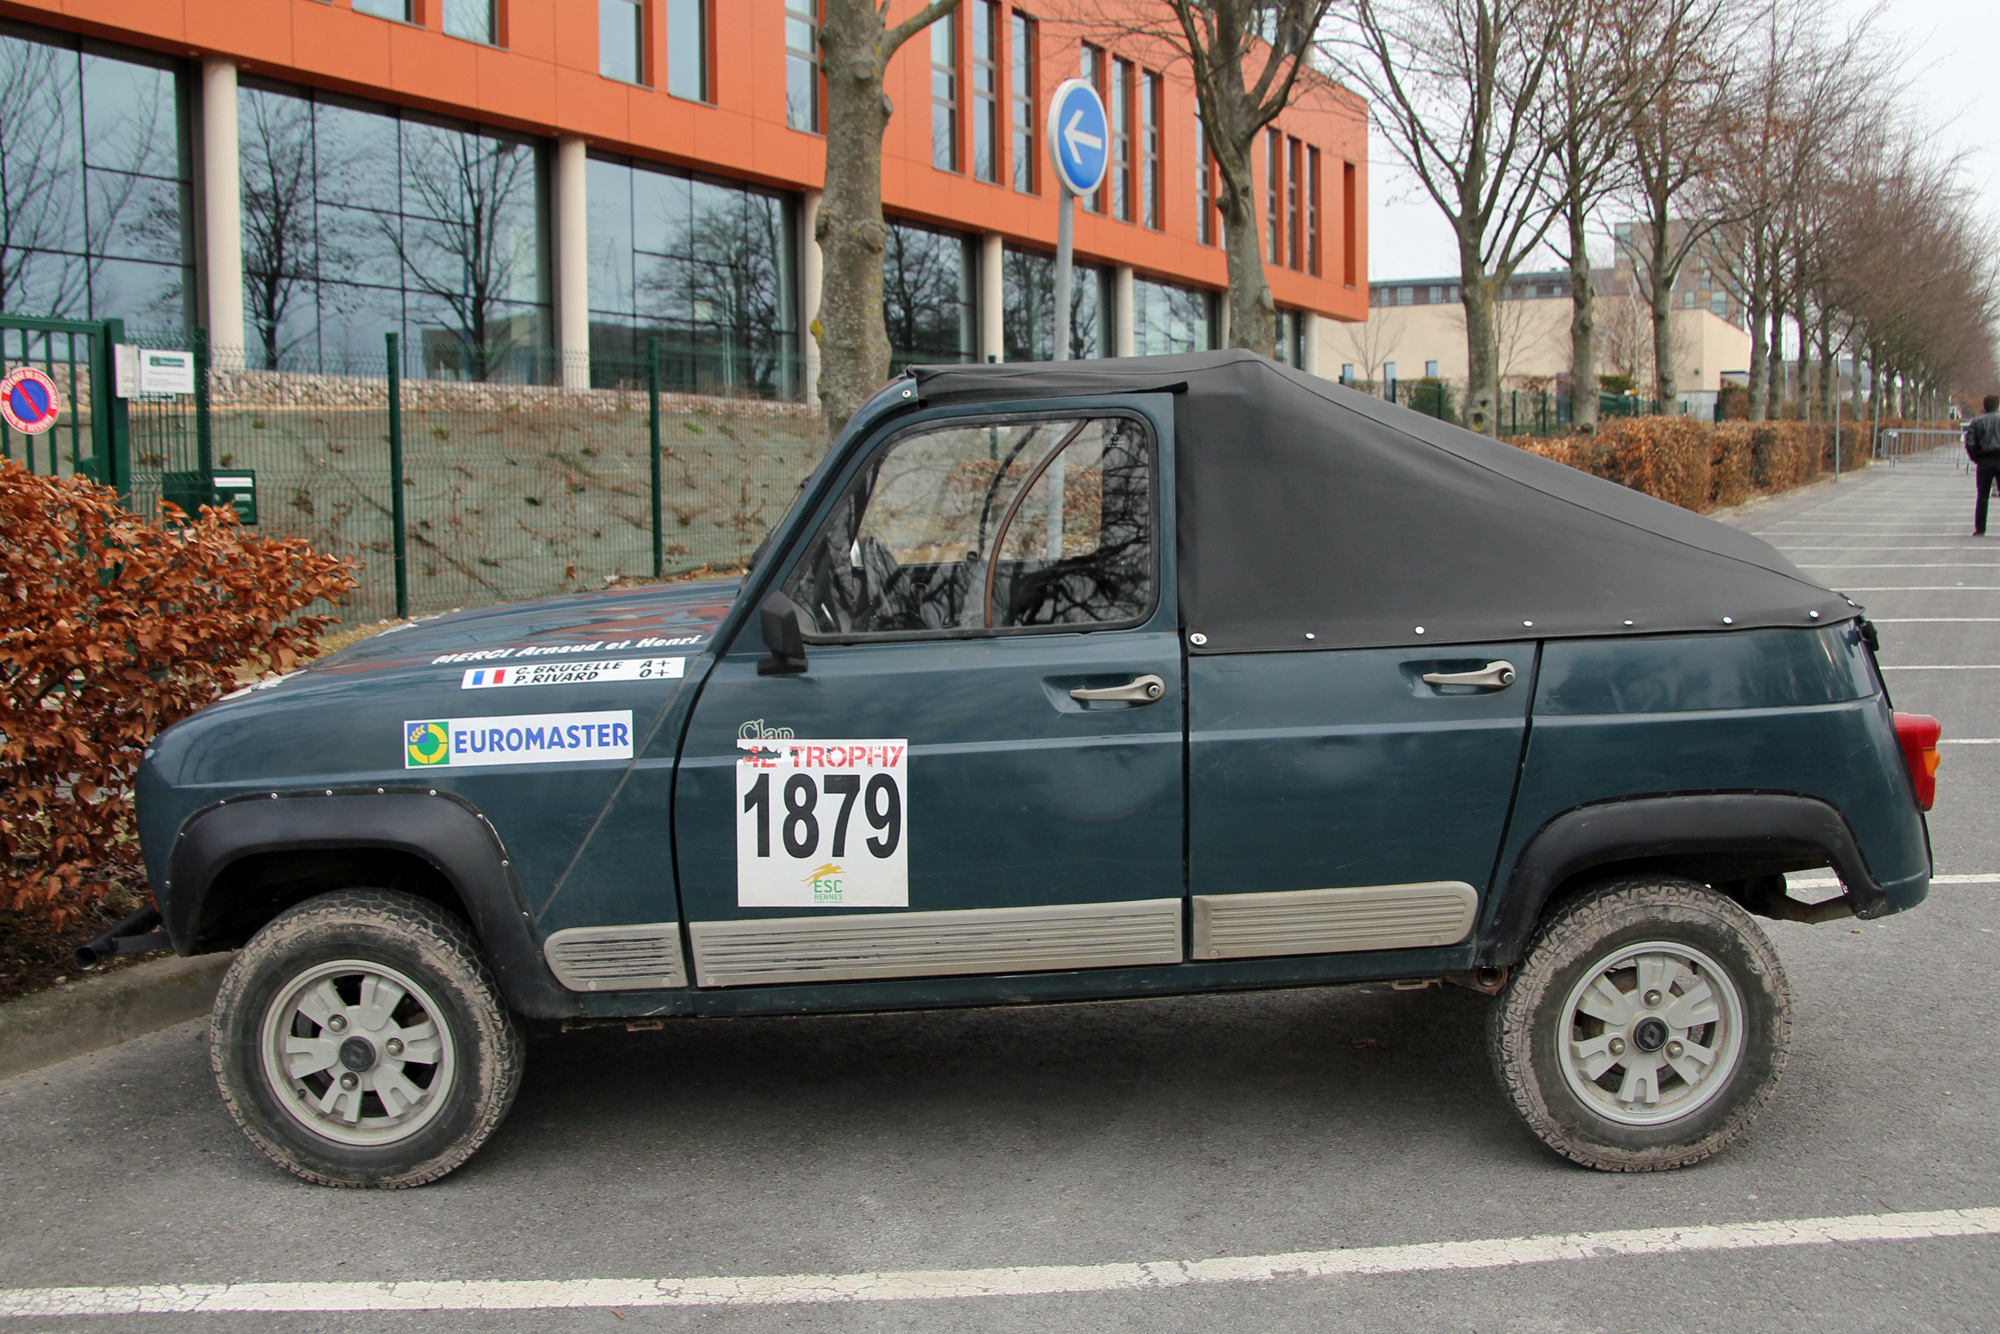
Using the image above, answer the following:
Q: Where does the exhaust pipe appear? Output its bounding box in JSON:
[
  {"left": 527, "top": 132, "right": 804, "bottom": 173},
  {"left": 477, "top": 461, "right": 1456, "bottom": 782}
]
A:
[{"left": 75, "top": 906, "right": 169, "bottom": 968}]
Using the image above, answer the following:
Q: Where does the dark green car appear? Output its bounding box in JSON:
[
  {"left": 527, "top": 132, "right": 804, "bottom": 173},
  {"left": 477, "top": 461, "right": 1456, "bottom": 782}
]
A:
[{"left": 134, "top": 351, "right": 1940, "bottom": 1188}]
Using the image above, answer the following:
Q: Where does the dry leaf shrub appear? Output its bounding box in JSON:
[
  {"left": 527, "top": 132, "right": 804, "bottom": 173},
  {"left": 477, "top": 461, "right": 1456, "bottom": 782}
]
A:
[
  {"left": 1, "top": 463, "right": 356, "bottom": 927},
  {"left": 1513, "top": 418, "right": 1842, "bottom": 513}
]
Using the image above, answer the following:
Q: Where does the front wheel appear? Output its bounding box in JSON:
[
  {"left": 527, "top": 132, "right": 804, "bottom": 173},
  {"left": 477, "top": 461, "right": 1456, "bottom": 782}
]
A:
[
  {"left": 1488, "top": 876, "right": 1791, "bottom": 1171},
  {"left": 210, "top": 889, "right": 524, "bottom": 1188}
]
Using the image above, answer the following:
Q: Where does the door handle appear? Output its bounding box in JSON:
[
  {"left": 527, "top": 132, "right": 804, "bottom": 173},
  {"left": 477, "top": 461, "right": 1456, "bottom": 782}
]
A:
[
  {"left": 1421, "top": 660, "right": 1517, "bottom": 690},
  {"left": 1069, "top": 673, "right": 1168, "bottom": 703}
]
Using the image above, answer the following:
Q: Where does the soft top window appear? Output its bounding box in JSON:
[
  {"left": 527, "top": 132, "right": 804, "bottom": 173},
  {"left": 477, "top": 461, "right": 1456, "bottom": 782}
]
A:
[{"left": 782, "top": 413, "right": 1155, "bottom": 639}]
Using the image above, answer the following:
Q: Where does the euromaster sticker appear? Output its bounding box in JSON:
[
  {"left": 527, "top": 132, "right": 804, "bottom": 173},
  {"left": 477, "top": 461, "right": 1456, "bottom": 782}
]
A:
[
  {"left": 461, "top": 658, "right": 684, "bottom": 689},
  {"left": 402, "top": 712, "right": 634, "bottom": 769},
  {"left": 736, "top": 739, "right": 908, "bottom": 907}
]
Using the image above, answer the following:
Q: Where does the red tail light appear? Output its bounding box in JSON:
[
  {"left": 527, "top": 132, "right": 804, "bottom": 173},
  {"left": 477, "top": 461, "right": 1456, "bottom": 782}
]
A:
[{"left": 1893, "top": 712, "right": 1942, "bottom": 811}]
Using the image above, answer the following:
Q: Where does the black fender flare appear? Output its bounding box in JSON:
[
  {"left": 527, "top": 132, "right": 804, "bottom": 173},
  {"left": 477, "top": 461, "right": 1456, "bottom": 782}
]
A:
[
  {"left": 1478, "top": 792, "right": 1893, "bottom": 967},
  {"left": 163, "top": 788, "right": 579, "bottom": 1020}
]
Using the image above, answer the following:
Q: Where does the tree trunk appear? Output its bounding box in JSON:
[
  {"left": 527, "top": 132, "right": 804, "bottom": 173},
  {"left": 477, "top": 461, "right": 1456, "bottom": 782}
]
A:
[
  {"left": 1794, "top": 294, "right": 1811, "bottom": 421},
  {"left": 1745, "top": 233, "right": 1768, "bottom": 423},
  {"left": 1207, "top": 75, "right": 1275, "bottom": 358},
  {"left": 1764, "top": 295, "right": 1784, "bottom": 421},
  {"left": 1566, "top": 201, "right": 1597, "bottom": 433},
  {"left": 1461, "top": 257, "right": 1500, "bottom": 435},
  {"left": 812, "top": 0, "right": 960, "bottom": 443},
  {"left": 1646, "top": 213, "right": 1677, "bottom": 407}
]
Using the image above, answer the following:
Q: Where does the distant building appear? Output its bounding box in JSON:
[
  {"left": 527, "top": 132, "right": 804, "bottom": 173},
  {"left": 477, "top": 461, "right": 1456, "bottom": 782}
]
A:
[{"left": 1346, "top": 255, "right": 1751, "bottom": 419}]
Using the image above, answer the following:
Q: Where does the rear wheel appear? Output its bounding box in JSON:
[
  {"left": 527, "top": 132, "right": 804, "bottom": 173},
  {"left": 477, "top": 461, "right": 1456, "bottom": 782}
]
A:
[
  {"left": 1488, "top": 876, "right": 1791, "bottom": 1170},
  {"left": 210, "top": 889, "right": 523, "bottom": 1188}
]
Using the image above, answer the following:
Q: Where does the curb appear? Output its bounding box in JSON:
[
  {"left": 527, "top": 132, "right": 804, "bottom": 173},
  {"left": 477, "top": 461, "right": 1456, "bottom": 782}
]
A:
[{"left": 0, "top": 952, "right": 234, "bottom": 1082}]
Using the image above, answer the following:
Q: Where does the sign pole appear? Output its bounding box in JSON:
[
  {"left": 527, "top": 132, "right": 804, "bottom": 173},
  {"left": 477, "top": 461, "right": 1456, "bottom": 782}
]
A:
[{"left": 1053, "top": 187, "right": 1074, "bottom": 362}]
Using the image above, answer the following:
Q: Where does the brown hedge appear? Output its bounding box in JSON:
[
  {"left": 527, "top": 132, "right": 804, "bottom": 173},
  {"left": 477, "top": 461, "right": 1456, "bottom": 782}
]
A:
[
  {"left": 1, "top": 463, "right": 356, "bottom": 928},
  {"left": 1513, "top": 418, "right": 1855, "bottom": 513}
]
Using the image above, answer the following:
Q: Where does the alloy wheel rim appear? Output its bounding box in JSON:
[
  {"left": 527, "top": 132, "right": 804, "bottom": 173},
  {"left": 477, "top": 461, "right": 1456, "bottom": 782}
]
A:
[
  {"left": 1555, "top": 940, "right": 1747, "bottom": 1127},
  {"left": 259, "top": 959, "right": 457, "bottom": 1147}
]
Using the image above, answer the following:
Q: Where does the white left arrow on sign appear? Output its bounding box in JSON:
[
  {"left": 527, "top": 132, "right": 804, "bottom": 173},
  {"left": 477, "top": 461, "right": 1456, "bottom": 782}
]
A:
[{"left": 1063, "top": 108, "right": 1103, "bottom": 160}]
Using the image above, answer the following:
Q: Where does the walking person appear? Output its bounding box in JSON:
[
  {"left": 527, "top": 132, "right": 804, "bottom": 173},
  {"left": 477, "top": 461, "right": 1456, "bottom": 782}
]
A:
[{"left": 1968, "top": 395, "right": 2000, "bottom": 534}]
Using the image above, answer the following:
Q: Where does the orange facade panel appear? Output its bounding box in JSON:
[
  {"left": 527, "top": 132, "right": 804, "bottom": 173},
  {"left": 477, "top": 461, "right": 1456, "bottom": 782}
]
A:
[{"left": 3, "top": 0, "right": 1366, "bottom": 321}]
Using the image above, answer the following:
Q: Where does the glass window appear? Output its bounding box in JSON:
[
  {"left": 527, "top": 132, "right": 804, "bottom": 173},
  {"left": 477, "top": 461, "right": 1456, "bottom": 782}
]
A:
[
  {"left": 240, "top": 80, "right": 548, "bottom": 376},
  {"left": 1341, "top": 363, "right": 1355, "bottom": 382},
  {"left": 1141, "top": 70, "right": 1159, "bottom": 229},
  {"left": 1383, "top": 361, "right": 1397, "bottom": 381},
  {"left": 1001, "top": 243, "right": 1108, "bottom": 361},
  {"left": 971, "top": 1, "right": 999, "bottom": 183},
  {"left": 1711, "top": 291, "right": 1728, "bottom": 317},
  {"left": 1273, "top": 310, "right": 1304, "bottom": 367},
  {"left": 1286, "top": 137, "right": 1301, "bottom": 269},
  {"left": 1132, "top": 277, "right": 1212, "bottom": 356},
  {"left": 782, "top": 414, "right": 1155, "bottom": 637},
  {"left": 1109, "top": 58, "right": 1130, "bottom": 221},
  {"left": 667, "top": 0, "right": 708, "bottom": 101},
  {"left": 785, "top": 0, "right": 819, "bottom": 132},
  {"left": 931, "top": 11, "right": 958, "bottom": 172},
  {"left": 0, "top": 30, "right": 191, "bottom": 327},
  {"left": 585, "top": 151, "right": 797, "bottom": 398},
  {"left": 883, "top": 220, "right": 974, "bottom": 371},
  {"left": 1195, "top": 118, "right": 1213, "bottom": 245},
  {"left": 1307, "top": 147, "right": 1320, "bottom": 276},
  {"left": 443, "top": 0, "right": 496, "bottom": 44},
  {"left": 1009, "top": 13, "right": 1036, "bottom": 193},
  {"left": 600, "top": 0, "right": 643, "bottom": 83},
  {"left": 1425, "top": 360, "right": 1439, "bottom": 377},
  {"left": 1078, "top": 45, "right": 1101, "bottom": 212},
  {"left": 1397, "top": 286, "right": 1413, "bottom": 306},
  {"left": 353, "top": 0, "right": 412, "bottom": 20},
  {"left": 1265, "top": 128, "right": 1280, "bottom": 262}
]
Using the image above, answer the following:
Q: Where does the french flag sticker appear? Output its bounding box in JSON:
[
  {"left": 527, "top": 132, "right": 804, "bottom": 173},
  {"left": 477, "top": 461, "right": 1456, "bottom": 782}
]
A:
[{"left": 461, "top": 667, "right": 509, "bottom": 689}]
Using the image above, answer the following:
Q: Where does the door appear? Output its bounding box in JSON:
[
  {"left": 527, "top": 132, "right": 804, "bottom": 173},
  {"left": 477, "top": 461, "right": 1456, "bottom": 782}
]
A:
[
  {"left": 672, "top": 400, "right": 1186, "bottom": 989},
  {"left": 1188, "top": 644, "right": 1535, "bottom": 959}
]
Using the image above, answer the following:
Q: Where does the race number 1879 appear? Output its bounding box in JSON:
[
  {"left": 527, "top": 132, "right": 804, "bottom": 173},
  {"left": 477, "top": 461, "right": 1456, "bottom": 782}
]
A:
[{"left": 736, "top": 739, "right": 908, "bottom": 907}]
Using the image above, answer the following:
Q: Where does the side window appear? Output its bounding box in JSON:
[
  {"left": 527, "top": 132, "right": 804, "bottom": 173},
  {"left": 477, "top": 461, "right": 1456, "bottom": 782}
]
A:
[{"left": 782, "top": 414, "right": 1155, "bottom": 638}]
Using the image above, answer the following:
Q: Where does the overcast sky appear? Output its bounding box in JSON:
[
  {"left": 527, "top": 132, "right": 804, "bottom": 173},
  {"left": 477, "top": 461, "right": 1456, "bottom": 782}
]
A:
[{"left": 1363, "top": 0, "right": 2000, "bottom": 284}]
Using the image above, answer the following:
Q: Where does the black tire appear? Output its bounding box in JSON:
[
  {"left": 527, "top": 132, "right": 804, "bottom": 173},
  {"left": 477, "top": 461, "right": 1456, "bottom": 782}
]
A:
[
  {"left": 1488, "top": 875, "right": 1791, "bottom": 1171},
  {"left": 210, "top": 889, "right": 524, "bottom": 1188}
]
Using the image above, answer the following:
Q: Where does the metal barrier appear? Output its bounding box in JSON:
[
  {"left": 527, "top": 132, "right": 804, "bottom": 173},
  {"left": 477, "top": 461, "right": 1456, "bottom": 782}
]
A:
[{"left": 1875, "top": 428, "right": 1965, "bottom": 469}]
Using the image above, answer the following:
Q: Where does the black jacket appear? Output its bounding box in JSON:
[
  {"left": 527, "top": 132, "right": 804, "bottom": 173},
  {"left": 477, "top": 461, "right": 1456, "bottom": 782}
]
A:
[{"left": 1966, "top": 412, "right": 2000, "bottom": 460}]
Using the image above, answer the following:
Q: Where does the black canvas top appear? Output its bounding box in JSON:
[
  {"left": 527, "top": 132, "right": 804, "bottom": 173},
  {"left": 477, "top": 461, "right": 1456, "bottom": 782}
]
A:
[{"left": 911, "top": 350, "right": 1856, "bottom": 654}]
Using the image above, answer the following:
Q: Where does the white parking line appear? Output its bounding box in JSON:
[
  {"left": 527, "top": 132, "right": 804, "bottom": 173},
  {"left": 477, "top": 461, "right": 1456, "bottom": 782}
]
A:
[
  {"left": 1838, "top": 587, "right": 2000, "bottom": 592},
  {"left": 1875, "top": 665, "right": 2000, "bottom": 670},
  {"left": 1871, "top": 618, "right": 2000, "bottom": 623},
  {"left": 1800, "top": 564, "right": 2000, "bottom": 569},
  {"left": 1938, "top": 739, "right": 2000, "bottom": 744},
  {"left": 2, "top": 1208, "right": 1995, "bottom": 1318}
]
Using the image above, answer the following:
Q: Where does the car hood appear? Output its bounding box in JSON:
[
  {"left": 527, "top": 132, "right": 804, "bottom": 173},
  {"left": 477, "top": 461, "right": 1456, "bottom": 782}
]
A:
[{"left": 306, "top": 578, "right": 741, "bottom": 679}]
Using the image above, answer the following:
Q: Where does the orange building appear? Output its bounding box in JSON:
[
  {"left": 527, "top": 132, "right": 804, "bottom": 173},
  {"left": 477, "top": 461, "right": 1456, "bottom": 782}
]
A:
[{"left": 0, "top": 0, "right": 1367, "bottom": 395}]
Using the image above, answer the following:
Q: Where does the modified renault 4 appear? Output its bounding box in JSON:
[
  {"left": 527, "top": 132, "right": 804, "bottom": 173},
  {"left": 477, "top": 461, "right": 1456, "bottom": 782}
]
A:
[{"left": 132, "top": 351, "right": 1940, "bottom": 1187}]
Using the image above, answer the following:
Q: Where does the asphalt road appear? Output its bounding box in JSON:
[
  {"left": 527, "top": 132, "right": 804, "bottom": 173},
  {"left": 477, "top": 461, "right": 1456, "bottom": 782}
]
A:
[{"left": 3, "top": 449, "right": 1997, "bottom": 1332}]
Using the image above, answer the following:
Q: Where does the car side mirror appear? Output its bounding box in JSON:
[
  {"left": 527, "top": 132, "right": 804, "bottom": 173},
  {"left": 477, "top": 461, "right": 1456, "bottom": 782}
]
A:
[{"left": 756, "top": 592, "right": 809, "bottom": 676}]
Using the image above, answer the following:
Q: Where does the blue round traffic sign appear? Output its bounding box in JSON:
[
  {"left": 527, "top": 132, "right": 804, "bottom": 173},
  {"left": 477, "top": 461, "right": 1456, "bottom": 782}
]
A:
[
  {"left": 0, "top": 366, "right": 60, "bottom": 435},
  {"left": 1047, "top": 78, "right": 1109, "bottom": 197}
]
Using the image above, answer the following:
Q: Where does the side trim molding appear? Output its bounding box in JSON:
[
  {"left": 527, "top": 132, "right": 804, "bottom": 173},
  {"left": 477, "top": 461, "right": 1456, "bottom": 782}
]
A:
[
  {"left": 1191, "top": 883, "right": 1477, "bottom": 960},
  {"left": 544, "top": 924, "right": 687, "bottom": 992},
  {"left": 689, "top": 899, "right": 1183, "bottom": 988}
]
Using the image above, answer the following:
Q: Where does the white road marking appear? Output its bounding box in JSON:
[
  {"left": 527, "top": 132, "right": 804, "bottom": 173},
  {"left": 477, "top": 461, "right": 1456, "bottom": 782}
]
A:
[
  {"left": 1876, "top": 665, "right": 2000, "bottom": 670},
  {"left": 2, "top": 1208, "right": 1996, "bottom": 1318},
  {"left": 1871, "top": 618, "right": 2000, "bottom": 623},
  {"left": 1836, "top": 587, "right": 2000, "bottom": 592},
  {"left": 1790, "top": 874, "right": 2000, "bottom": 887},
  {"left": 1800, "top": 564, "right": 2000, "bottom": 569},
  {"left": 1938, "top": 738, "right": 2000, "bottom": 744}
]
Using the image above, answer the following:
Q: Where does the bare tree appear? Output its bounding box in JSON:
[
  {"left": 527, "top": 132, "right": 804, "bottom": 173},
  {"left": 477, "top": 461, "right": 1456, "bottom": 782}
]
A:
[
  {"left": 241, "top": 92, "right": 326, "bottom": 369},
  {"left": 1339, "top": 299, "right": 1403, "bottom": 386},
  {"left": 1539, "top": 0, "right": 1646, "bottom": 431},
  {"left": 1328, "top": 0, "right": 1566, "bottom": 434},
  {"left": 1071, "top": 2, "right": 1335, "bottom": 359},
  {"left": 813, "top": 0, "right": 962, "bottom": 441},
  {"left": 1623, "top": 0, "right": 1736, "bottom": 408},
  {"left": 391, "top": 127, "right": 539, "bottom": 381}
]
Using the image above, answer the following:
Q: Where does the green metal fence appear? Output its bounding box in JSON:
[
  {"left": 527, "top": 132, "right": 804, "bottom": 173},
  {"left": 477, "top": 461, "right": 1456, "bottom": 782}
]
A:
[
  {"left": 115, "top": 330, "right": 825, "bottom": 626},
  {"left": 1367, "top": 378, "right": 1664, "bottom": 436}
]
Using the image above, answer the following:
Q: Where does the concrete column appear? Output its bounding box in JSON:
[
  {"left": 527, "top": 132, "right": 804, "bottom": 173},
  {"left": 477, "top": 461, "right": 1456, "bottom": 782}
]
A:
[
  {"left": 1216, "top": 292, "right": 1230, "bottom": 349},
  {"left": 555, "top": 136, "right": 589, "bottom": 388},
  {"left": 979, "top": 232, "right": 1004, "bottom": 362},
  {"left": 1113, "top": 264, "right": 1135, "bottom": 358},
  {"left": 1305, "top": 312, "right": 1325, "bottom": 378},
  {"left": 801, "top": 190, "right": 822, "bottom": 404},
  {"left": 200, "top": 58, "right": 244, "bottom": 363}
]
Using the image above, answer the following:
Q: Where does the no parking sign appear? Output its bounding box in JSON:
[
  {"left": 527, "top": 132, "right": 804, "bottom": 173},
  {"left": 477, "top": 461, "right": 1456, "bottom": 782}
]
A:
[{"left": 0, "top": 366, "right": 60, "bottom": 434}]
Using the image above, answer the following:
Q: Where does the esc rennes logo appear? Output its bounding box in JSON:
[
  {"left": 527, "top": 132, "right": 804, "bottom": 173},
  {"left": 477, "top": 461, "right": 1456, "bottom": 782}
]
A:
[
  {"left": 406, "top": 721, "right": 450, "bottom": 767},
  {"left": 805, "top": 863, "right": 844, "bottom": 902}
]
